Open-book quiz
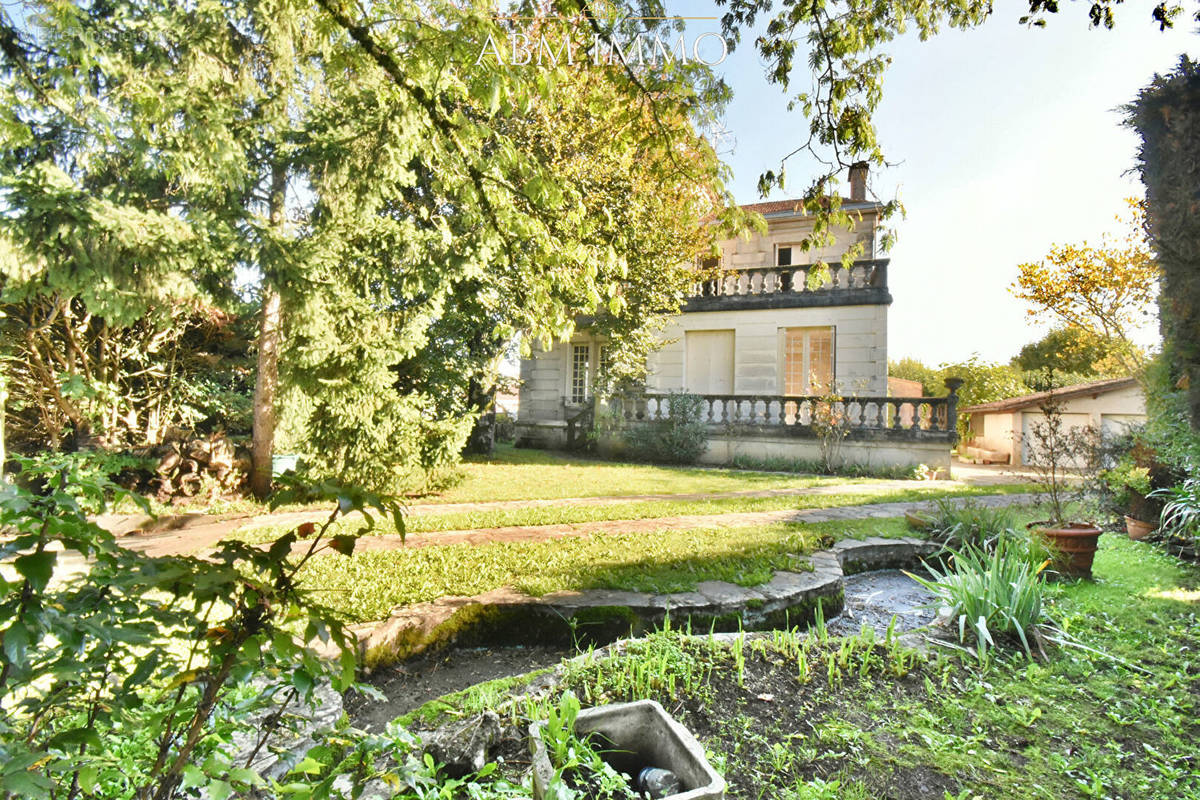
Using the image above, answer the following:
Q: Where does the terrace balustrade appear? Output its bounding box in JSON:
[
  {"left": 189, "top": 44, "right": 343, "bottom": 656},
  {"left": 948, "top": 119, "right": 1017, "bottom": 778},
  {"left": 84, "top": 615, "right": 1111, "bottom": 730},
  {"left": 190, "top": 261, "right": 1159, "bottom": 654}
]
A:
[
  {"left": 684, "top": 259, "right": 891, "bottom": 312},
  {"left": 599, "top": 380, "right": 963, "bottom": 443}
]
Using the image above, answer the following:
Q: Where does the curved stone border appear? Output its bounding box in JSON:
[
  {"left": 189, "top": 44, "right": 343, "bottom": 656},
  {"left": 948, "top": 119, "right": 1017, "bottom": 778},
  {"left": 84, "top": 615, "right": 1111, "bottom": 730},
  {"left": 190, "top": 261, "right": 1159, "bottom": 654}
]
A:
[{"left": 350, "top": 536, "right": 941, "bottom": 671}]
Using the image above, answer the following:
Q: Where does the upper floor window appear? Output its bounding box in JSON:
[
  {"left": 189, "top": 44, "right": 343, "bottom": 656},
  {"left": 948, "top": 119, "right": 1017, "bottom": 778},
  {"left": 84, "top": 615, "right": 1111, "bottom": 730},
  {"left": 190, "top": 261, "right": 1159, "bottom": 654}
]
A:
[{"left": 776, "top": 246, "right": 792, "bottom": 267}]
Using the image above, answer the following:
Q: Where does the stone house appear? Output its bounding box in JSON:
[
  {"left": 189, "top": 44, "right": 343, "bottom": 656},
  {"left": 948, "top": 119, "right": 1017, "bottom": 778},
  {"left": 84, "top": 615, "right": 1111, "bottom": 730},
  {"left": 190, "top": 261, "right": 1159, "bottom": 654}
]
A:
[{"left": 515, "top": 164, "right": 960, "bottom": 470}]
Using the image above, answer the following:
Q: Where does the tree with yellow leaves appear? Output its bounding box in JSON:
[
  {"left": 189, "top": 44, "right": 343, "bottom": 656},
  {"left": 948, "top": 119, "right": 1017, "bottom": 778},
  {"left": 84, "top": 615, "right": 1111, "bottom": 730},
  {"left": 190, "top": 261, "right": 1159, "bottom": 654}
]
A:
[{"left": 1011, "top": 199, "right": 1160, "bottom": 374}]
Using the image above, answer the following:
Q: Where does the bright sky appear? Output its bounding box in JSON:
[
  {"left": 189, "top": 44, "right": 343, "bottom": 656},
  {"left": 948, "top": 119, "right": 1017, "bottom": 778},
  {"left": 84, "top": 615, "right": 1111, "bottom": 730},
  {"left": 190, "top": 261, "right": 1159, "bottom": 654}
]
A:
[{"left": 682, "top": 2, "right": 1195, "bottom": 368}]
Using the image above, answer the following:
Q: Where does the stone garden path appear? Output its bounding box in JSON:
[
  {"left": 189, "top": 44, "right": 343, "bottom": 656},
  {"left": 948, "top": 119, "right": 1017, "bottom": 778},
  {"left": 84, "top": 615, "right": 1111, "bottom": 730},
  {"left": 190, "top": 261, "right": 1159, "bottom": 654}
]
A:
[{"left": 290, "top": 492, "right": 1036, "bottom": 554}]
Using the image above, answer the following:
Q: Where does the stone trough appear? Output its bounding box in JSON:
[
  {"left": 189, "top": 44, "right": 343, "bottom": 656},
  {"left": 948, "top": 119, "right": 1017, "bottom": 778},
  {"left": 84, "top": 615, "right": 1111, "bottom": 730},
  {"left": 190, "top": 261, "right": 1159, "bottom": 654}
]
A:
[
  {"left": 529, "top": 700, "right": 725, "bottom": 800},
  {"left": 348, "top": 536, "right": 940, "bottom": 670}
]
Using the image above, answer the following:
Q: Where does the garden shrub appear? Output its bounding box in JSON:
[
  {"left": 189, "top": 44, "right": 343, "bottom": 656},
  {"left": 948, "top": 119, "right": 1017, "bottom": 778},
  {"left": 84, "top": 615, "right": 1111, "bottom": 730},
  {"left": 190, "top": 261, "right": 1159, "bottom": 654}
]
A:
[
  {"left": 1152, "top": 477, "right": 1200, "bottom": 547},
  {"left": 621, "top": 391, "right": 708, "bottom": 465},
  {"left": 494, "top": 411, "right": 517, "bottom": 444},
  {"left": 0, "top": 456, "right": 401, "bottom": 799},
  {"left": 926, "top": 498, "right": 1018, "bottom": 552},
  {"left": 727, "top": 454, "right": 914, "bottom": 479},
  {"left": 0, "top": 297, "right": 253, "bottom": 452}
]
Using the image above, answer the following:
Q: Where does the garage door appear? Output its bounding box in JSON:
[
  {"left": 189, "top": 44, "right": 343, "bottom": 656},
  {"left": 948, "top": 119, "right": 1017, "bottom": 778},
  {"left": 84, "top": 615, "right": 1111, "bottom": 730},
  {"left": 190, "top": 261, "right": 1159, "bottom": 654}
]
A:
[
  {"left": 1101, "top": 413, "right": 1145, "bottom": 439},
  {"left": 1019, "top": 411, "right": 1092, "bottom": 466}
]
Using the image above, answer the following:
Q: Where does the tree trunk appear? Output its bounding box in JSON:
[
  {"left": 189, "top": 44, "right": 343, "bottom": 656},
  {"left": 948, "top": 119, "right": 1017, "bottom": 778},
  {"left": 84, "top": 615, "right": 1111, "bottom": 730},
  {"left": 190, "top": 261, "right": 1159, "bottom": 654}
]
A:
[
  {"left": 462, "top": 377, "right": 496, "bottom": 456},
  {"left": 250, "top": 166, "right": 286, "bottom": 498}
]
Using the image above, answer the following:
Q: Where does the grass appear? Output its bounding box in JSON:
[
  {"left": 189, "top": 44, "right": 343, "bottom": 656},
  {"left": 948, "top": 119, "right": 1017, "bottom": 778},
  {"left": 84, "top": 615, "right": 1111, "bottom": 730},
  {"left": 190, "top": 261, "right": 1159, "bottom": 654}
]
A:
[
  {"left": 233, "top": 482, "right": 1034, "bottom": 545},
  {"left": 434, "top": 444, "right": 869, "bottom": 504},
  {"left": 296, "top": 517, "right": 910, "bottom": 623},
  {"left": 110, "top": 443, "right": 944, "bottom": 516},
  {"left": 395, "top": 532, "right": 1200, "bottom": 799}
]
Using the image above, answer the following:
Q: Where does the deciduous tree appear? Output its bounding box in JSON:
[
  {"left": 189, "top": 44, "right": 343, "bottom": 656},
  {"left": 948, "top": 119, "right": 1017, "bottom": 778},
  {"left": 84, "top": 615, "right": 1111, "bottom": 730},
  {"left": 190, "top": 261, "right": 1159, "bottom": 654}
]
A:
[
  {"left": 1, "top": 0, "right": 737, "bottom": 492},
  {"left": 1012, "top": 326, "right": 1141, "bottom": 379},
  {"left": 1010, "top": 199, "right": 1159, "bottom": 374}
]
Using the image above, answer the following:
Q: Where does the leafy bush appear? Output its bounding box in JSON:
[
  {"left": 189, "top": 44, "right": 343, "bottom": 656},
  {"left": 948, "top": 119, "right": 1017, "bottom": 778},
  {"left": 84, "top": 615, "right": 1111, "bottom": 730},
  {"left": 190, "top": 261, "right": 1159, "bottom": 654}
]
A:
[
  {"left": 1142, "top": 354, "right": 1200, "bottom": 477},
  {"left": 0, "top": 457, "right": 401, "bottom": 799},
  {"left": 891, "top": 354, "right": 1030, "bottom": 438},
  {"left": 727, "top": 454, "right": 914, "bottom": 479},
  {"left": 1100, "top": 457, "right": 1152, "bottom": 514},
  {"left": 494, "top": 412, "right": 516, "bottom": 444},
  {"left": 1152, "top": 477, "right": 1200, "bottom": 545},
  {"left": 621, "top": 391, "right": 708, "bottom": 465},
  {"left": 1, "top": 297, "right": 253, "bottom": 452},
  {"left": 910, "top": 538, "right": 1050, "bottom": 663},
  {"left": 926, "top": 498, "right": 1017, "bottom": 552}
]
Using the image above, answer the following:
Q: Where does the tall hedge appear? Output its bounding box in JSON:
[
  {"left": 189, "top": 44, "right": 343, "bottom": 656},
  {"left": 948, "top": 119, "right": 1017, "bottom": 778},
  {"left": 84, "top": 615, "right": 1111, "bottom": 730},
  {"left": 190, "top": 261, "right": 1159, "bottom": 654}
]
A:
[{"left": 1127, "top": 56, "right": 1200, "bottom": 430}]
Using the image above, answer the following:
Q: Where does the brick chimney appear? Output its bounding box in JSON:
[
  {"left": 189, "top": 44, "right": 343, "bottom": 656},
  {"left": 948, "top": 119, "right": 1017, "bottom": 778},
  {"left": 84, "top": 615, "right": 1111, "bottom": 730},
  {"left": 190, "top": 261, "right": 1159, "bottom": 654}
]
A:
[{"left": 848, "top": 161, "right": 868, "bottom": 202}]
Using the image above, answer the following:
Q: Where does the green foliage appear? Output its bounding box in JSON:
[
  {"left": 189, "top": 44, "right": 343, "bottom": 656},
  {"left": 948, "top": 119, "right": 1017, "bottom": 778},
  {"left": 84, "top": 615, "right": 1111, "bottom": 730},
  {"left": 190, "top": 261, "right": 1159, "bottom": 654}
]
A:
[
  {"left": 494, "top": 412, "right": 516, "bottom": 444},
  {"left": 0, "top": 458, "right": 401, "bottom": 799},
  {"left": 728, "top": 454, "right": 916, "bottom": 479},
  {"left": 1141, "top": 354, "right": 1200, "bottom": 475},
  {"left": 1128, "top": 56, "right": 1200, "bottom": 429},
  {"left": 1, "top": 296, "right": 253, "bottom": 452},
  {"left": 0, "top": 0, "right": 738, "bottom": 494},
  {"left": 302, "top": 373, "right": 472, "bottom": 496},
  {"left": 925, "top": 498, "right": 1018, "bottom": 552},
  {"left": 1100, "top": 457, "right": 1152, "bottom": 510},
  {"left": 273, "top": 721, "right": 528, "bottom": 800},
  {"left": 1012, "top": 327, "right": 1138, "bottom": 378},
  {"left": 892, "top": 354, "right": 1029, "bottom": 438},
  {"left": 939, "top": 355, "right": 1029, "bottom": 411},
  {"left": 537, "top": 691, "right": 639, "bottom": 800},
  {"left": 1152, "top": 478, "right": 1200, "bottom": 544},
  {"left": 621, "top": 392, "right": 709, "bottom": 465},
  {"left": 910, "top": 538, "right": 1050, "bottom": 663},
  {"left": 888, "top": 358, "right": 941, "bottom": 396}
]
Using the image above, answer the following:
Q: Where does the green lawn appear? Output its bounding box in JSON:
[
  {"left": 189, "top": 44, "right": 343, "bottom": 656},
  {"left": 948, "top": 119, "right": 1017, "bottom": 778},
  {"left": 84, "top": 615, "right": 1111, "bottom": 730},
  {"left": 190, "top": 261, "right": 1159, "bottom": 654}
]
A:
[
  {"left": 397, "top": 534, "right": 1200, "bottom": 799},
  {"left": 432, "top": 444, "right": 863, "bottom": 503},
  {"left": 231, "top": 483, "right": 1033, "bottom": 547},
  {"left": 296, "top": 517, "right": 911, "bottom": 623}
]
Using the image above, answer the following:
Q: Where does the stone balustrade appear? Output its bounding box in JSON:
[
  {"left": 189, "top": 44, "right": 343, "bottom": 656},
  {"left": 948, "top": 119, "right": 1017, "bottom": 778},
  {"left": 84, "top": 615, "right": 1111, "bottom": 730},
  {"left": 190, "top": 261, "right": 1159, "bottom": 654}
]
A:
[
  {"left": 601, "top": 389, "right": 959, "bottom": 441},
  {"left": 684, "top": 259, "right": 890, "bottom": 311}
]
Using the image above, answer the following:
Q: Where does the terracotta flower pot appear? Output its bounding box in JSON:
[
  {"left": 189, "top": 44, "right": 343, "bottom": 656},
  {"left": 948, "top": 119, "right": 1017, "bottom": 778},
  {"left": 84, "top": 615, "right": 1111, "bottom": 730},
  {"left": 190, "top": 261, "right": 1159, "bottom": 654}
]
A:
[
  {"left": 1124, "top": 515, "right": 1155, "bottom": 541},
  {"left": 1038, "top": 524, "right": 1102, "bottom": 579}
]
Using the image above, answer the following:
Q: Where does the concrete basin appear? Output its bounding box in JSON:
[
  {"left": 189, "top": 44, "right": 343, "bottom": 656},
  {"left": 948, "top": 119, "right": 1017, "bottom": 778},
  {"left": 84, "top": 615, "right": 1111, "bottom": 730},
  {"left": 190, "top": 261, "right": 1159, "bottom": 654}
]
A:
[{"left": 529, "top": 699, "right": 725, "bottom": 800}]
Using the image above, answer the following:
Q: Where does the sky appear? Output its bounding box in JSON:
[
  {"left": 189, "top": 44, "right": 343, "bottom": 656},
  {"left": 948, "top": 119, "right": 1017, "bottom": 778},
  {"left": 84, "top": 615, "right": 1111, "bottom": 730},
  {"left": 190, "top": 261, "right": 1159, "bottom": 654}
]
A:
[{"left": 676, "top": 2, "right": 1195, "bottom": 367}]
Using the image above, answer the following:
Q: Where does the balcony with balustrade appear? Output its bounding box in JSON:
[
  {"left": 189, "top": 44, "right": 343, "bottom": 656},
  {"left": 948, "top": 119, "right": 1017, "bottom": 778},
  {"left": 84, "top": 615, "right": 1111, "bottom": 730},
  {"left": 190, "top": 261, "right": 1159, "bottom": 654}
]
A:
[{"left": 685, "top": 259, "right": 891, "bottom": 312}]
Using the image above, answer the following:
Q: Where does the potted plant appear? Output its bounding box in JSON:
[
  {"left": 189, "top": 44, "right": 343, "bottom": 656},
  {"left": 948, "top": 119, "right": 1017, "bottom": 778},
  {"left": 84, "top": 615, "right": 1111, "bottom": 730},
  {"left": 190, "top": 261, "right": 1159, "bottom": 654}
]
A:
[
  {"left": 1021, "top": 395, "right": 1102, "bottom": 578},
  {"left": 1100, "top": 457, "right": 1155, "bottom": 539}
]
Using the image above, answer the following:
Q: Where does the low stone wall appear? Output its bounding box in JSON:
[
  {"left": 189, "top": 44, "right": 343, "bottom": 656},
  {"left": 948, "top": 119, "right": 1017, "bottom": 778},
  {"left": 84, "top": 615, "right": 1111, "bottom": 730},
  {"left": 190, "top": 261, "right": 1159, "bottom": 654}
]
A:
[
  {"left": 696, "top": 433, "right": 952, "bottom": 471},
  {"left": 350, "top": 536, "right": 940, "bottom": 672}
]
